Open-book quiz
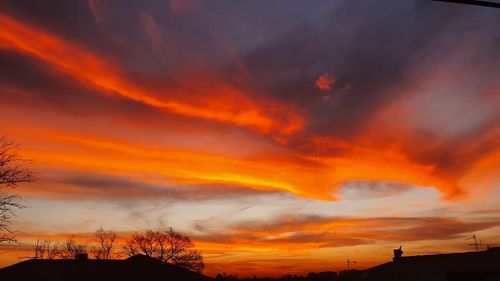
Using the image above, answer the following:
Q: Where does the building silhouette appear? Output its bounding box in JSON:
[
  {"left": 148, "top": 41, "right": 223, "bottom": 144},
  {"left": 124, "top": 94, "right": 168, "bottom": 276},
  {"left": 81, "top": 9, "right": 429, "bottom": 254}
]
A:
[
  {"left": 0, "top": 254, "right": 214, "bottom": 281},
  {"left": 345, "top": 247, "right": 500, "bottom": 281}
]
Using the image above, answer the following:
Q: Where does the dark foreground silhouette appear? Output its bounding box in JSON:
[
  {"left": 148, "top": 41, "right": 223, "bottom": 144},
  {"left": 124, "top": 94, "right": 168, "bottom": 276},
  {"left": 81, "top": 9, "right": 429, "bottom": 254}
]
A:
[
  {"left": 345, "top": 247, "right": 500, "bottom": 281},
  {"left": 2, "top": 248, "right": 500, "bottom": 281},
  {"left": 216, "top": 270, "right": 358, "bottom": 281},
  {"left": 216, "top": 248, "right": 500, "bottom": 281},
  {"left": 0, "top": 254, "right": 213, "bottom": 281}
]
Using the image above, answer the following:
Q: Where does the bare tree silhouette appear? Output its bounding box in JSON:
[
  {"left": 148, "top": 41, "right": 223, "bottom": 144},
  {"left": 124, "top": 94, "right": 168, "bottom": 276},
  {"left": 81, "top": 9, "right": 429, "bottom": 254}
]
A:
[
  {"left": 0, "top": 135, "right": 34, "bottom": 244},
  {"left": 61, "top": 236, "right": 88, "bottom": 259},
  {"left": 124, "top": 228, "right": 205, "bottom": 272},
  {"left": 91, "top": 227, "right": 117, "bottom": 260},
  {"left": 33, "top": 239, "right": 60, "bottom": 259}
]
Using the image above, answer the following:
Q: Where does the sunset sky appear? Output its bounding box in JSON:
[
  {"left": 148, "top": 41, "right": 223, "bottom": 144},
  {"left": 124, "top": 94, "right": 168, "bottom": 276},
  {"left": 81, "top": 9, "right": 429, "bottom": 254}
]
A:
[{"left": 0, "top": 0, "right": 499, "bottom": 277}]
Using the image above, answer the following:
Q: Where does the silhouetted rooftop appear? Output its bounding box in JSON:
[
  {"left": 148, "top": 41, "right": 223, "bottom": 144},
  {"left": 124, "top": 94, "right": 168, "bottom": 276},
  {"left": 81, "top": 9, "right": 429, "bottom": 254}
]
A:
[
  {"left": 343, "top": 247, "right": 500, "bottom": 281},
  {"left": 0, "top": 254, "right": 214, "bottom": 281}
]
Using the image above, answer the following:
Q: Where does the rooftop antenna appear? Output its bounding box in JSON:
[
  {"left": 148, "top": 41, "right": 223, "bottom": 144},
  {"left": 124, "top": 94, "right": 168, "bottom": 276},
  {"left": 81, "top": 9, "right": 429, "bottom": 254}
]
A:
[
  {"left": 347, "top": 259, "right": 357, "bottom": 270},
  {"left": 466, "top": 234, "right": 479, "bottom": 252}
]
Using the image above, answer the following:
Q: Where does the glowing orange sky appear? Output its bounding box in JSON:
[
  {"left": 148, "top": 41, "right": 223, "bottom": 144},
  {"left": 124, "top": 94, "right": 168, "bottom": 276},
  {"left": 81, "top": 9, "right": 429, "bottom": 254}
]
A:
[{"left": 0, "top": 0, "right": 499, "bottom": 277}]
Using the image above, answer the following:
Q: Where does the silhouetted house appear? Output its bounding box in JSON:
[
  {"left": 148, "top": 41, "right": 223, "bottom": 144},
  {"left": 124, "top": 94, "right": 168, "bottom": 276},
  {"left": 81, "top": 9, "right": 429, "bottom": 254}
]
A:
[
  {"left": 0, "top": 254, "right": 214, "bottom": 281},
  {"left": 346, "top": 247, "right": 500, "bottom": 281}
]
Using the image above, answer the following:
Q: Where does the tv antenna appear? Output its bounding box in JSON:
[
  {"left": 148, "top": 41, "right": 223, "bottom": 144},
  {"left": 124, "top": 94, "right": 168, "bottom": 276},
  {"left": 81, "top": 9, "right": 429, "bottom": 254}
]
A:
[
  {"left": 347, "top": 259, "right": 357, "bottom": 270},
  {"left": 466, "top": 234, "right": 480, "bottom": 252}
]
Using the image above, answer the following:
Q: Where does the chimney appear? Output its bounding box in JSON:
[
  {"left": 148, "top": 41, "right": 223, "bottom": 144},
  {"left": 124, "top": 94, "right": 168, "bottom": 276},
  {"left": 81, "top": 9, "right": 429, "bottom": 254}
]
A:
[
  {"left": 393, "top": 246, "right": 403, "bottom": 262},
  {"left": 77, "top": 253, "right": 88, "bottom": 260}
]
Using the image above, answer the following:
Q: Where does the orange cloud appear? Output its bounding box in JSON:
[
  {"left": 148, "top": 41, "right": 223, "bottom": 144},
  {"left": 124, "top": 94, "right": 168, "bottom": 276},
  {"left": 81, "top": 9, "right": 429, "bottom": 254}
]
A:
[
  {"left": 0, "top": 15, "right": 304, "bottom": 135},
  {"left": 0, "top": 110, "right": 473, "bottom": 201},
  {"left": 315, "top": 73, "right": 335, "bottom": 91},
  {"left": 0, "top": 124, "right": 326, "bottom": 199},
  {"left": 1, "top": 15, "right": 493, "bottom": 201}
]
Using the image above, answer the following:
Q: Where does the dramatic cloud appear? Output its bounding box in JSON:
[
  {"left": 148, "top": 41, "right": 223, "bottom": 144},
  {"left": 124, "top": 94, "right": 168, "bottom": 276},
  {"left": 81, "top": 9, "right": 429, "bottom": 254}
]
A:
[
  {"left": 1, "top": 1, "right": 499, "bottom": 201},
  {"left": 0, "top": 0, "right": 499, "bottom": 276},
  {"left": 191, "top": 214, "right": 500, "bottom": 250},
  {"left": 0, "top": 15, "right": 304, "bottom": 134},
  {"left": 39, "top": 170, "right": 285, "bottom": 202}
]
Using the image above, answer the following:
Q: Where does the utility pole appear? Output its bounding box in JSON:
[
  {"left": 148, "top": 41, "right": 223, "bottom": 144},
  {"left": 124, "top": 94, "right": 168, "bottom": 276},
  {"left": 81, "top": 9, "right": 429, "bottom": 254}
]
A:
[{"left": 347, "top": 259, "right": 357, "bottom": 270}]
